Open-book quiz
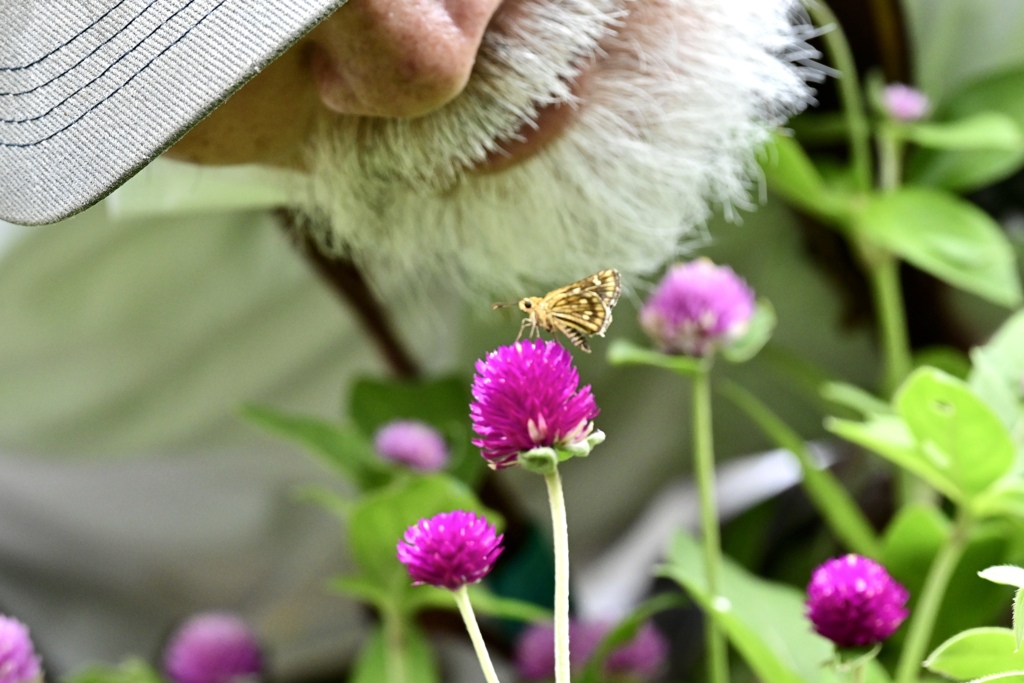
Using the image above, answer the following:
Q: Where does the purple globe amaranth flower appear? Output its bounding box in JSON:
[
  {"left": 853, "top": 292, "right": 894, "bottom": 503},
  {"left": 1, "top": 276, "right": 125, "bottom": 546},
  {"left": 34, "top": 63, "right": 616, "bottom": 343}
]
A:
[
  {"left": 373, "top": 419, "right": 449, "bottom": 472},
  {"left": 882, "top": 83, "right": 930, "bottom": 121},
  {"left": 470, "top": 340, "right": 599, "bottom": 469},
  {"left": 605, "top": 621, "right": 671, "bottom": 679},
  {"left": 806, "top": 554, "right": 909, "bottom": 648},
  {"left": 0, "top": 615, "right": 42, "bottom": 683},
  {"left": 639, "top": 259, "right": 756, "bottom": 357},
  {"left": 397, "top": 510, "right": 504, "bottom": 590},
  {"left": 163, "top": 613, "right": 264, "bottom": 683},
  {"left": 514, "top": 619, "right": 668, "bottom": 681}
]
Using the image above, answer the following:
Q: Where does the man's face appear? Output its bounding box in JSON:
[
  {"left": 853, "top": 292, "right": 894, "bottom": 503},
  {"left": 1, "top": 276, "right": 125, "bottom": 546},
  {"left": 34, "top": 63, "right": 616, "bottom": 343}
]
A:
[{"left": 166, "top": 0, "right": 811, "bottom": 296}]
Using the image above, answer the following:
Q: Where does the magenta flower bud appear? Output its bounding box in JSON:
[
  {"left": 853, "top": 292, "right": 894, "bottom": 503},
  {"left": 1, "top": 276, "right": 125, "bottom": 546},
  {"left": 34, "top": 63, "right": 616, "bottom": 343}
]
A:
[
  {"left": 639, "top": 259, "right": 756, "bottom": 357},
  {"left": 470, "top": 340, "right": 599, "bottom": 469},
  {"left": 0, "top": 616, "right": 42, "bottom": 683},
  {"left": 806, "top": 554, "right": 909, "bottom": 647},
  {"left": 373, "top": 419, "right": 449, "bottom": 472},
  {"left": 163, "top": 613, "right": 264, "bottom": 683},
  {"left": 515, "top": 619, "right": 668, "bottom": 680},
  {"left": 397, "top": 510, "right": 504, "bottom": 590},
  {"left": 881, "top": 84, "right": 930, "bottom": 121}
]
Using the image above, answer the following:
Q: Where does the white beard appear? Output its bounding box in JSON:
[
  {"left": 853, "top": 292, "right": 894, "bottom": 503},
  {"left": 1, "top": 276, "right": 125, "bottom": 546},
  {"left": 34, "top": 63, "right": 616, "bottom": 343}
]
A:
[{"left": 293, "top": 0, "right": 817, "bottom": 303}]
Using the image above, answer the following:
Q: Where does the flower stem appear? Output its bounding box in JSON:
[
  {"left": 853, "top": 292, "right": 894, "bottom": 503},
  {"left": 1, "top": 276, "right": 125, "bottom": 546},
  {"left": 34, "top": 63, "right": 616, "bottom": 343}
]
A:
[
  {"left": 857, "top": 239, "right": 912, "bottom": 397},
  {"left": 893, "top": 511, "right": 972, "bottom": 683},
  {"left": 693, "top": 367, "right": 729, "bottom": 683},
  {"left": 454, "top": 585, "right": 502, "bottom": 683},
  {"left": 803, "top": 0, "right": 873, "bottom": 192},
  {"left": 544, "top": 467, "right": 572, "bottom": 683},
  {"left": 382, "top": 607, "right": 408, "bottom": 683}
]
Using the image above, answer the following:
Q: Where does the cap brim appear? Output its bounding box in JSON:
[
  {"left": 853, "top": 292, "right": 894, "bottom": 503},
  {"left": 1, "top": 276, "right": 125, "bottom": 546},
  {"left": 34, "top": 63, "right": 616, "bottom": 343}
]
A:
[{"left": 0, "top": 0, "right": 347, "bottom": 225}]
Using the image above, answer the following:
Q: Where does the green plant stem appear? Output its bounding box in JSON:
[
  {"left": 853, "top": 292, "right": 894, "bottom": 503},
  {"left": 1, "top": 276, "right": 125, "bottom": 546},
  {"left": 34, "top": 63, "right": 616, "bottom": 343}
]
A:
[
  {"left": 876, "top": 125, "right": 905, "bottom": 192},
  {"left": 894, "top": 511, "right": 972, "bottom": 683},
  {"left": 454, "top": 586, "right": 502, "bottom": 683},
  {"left": 693, "top": 367, "right": 729, "bottom": 683},
  {"left": 858, "top": 241, "right": 912, "bottom": 397},
  {"left": 383, "top": 607, "right": 408, "bottom": 683},
  {"left": 851, "top": 661, "right": 866, "bottom": 683},
  {"left": 803, "top": 0, "right": 873, "bottom": 192},
  {"left": 544, "top": 467, "right": 571, "bottom": 683}
]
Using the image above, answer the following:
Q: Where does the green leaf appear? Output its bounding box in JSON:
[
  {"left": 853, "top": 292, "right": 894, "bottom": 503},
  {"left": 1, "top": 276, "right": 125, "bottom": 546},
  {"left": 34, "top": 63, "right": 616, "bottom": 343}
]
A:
[
  {"left": 907, "top": 69, "right": 1024, "bottom": 191},
  {"left": 975, "top": 481, "right": 1024, "bottom": 521},
  {"left": 404, "top": 584, "right": 552, "bottom": 623},
  {"left": 852, "top": 188, "right": 1022, "bottom": 307},
  {"left": 882, "top": 510, "right": 1011, "bottom": 652},
  {"left": 242, "top": 405, "right": 387, "bottom": 490},
  {"left": 348, "top": 375, "right": 483, "bottom": 486},
  {"left": 759, "top": 132, "right": 852, "bottom": 223},
  {"left": 826, "top": 414, "right": 961, "bottom": 502},
  {"left": 347, "top": 474, "right": 498, "bottom": 598},
  {"left": 978, "top": 566, "right": 1024, "bottom": 589},
  {"left": 64, "top": 660, "right": 164, "bottom": 683},
  {"left": 895, "top": 368, "right": 1015, "bottom": 499},
  {"left": 329, "top": 575, "right": 394, "bottom": 610},
  {"left": 350, "top": 623, "right": 439, "bottom": 683},
  {"left": 722, "top": 380, "right": 881, "bottom": 558},
  {"left": 896, "top": 113, "right": 1024, "bottom": 151},
  {"left": 578, "top": 593, "right": 687, "bottom": 683},
  {"left": 1016, "top": 589, "right": 1024, "bottom": 652},
  {"left": 968, "top": 309, "right": 1024, "bottom": 433},
  {"left": 925, "top": 627, "right": 1024, "bottom": 680},
  {"left": 881, "top": 503, "right": 951, "bottom": 602},
  {"left": 722, "top": 298, "right": 776, "bottom": 363},
  {"left": 659, "top": 531, "right": 843, "bottom": 683},
  {"left": 606, "top": 338, "right": 709, "bottom": 375},
  {"left": 821, "top": 381, "right": 893, "bottom": 417}
]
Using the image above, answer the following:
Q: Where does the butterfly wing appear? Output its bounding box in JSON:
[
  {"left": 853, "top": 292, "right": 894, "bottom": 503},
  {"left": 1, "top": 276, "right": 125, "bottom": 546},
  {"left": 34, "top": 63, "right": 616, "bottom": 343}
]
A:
[{"left": 544, "top": 268, "right": 622, "bottom": 335}]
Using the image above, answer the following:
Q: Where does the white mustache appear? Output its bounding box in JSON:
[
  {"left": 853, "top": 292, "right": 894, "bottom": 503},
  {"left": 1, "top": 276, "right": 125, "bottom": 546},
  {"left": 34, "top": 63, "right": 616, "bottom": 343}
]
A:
[{"left": 293, "top": 0, "right": 817, "bottom": 309}]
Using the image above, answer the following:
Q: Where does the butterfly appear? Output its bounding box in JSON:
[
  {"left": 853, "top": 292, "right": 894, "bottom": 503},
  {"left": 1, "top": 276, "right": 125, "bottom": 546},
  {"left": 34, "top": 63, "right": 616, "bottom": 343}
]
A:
[{"left": 493, "top": 269, "right": 622, "bottom": 352}]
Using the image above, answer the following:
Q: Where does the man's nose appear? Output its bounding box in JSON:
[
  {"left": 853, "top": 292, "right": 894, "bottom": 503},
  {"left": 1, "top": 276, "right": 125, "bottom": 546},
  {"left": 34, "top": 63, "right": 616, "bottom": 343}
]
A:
[{"left": 307, "top": 0, "right": 504, "bottom": 118}]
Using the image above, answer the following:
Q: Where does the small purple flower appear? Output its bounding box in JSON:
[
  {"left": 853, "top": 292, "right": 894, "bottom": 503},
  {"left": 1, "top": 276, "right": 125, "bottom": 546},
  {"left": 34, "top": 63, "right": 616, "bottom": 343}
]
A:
[
  {"left": 606, "top": 621, "right": 671, "bottom": 679},
  {"left": 882, "top": 84, "right": 930, "bottom": 122},
  {"left": 397, "top": 510, "right": 504, "bottom": 590},
  {"left": 639, "top": 259, "right": 756, "bottom": 357},
  {"left": 806, "top": 554, "right": 909, "bottom": 648},
  {"left": 470, "top": 340, "right": 599, "bottom": 469},
  {"left": 0, "top": 616, "right": 42, "bottom": 683},
  {"left": 514, "top": 623, "right": 557, "bottom": 681},
  {"left": 163, "top": 613, "right": 264, "bottom": 683},
  {"left": 514, "top": 619, "right": 668, "bottom": 680},
  {"left": 373, "top": 420, "right": 449, "bottom": 472}
]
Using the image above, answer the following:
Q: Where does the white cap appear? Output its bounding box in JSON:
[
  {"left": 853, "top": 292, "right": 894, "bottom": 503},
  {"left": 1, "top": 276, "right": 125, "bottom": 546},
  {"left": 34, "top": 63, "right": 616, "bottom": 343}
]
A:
[{"left": 0, "top": 0, "right": 347, "bottom": 225}]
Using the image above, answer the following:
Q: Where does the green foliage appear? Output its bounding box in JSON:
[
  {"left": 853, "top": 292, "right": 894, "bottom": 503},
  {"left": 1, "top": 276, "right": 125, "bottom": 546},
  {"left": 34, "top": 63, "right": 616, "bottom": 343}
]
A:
[
  {"left": 344, "top": 474, "right": 497, "bottom": 606},
  {"left": 925, "top": 628, "right": 1024, "bottom": 680},
  {"left": 760, "top": 132, "right": 854, "bottom": 222},
  {"left": 851, "top": 188, "right": 1022, "bottom": 307},
  {"left": 242, "top": 405, "right": 388, "bottom": 489},
  {"left": 894, "top": 113, "right": 1024, "bottom": 152},
  {"left": 907, "top": 69, "right": 1024, "bottom": 191},
  {"left": 350, "top": 624, "right": 439, "bottom": 683},
  {"left": 723, "top": 380, "right": 881, "bottom": 557},
  {"left": 658, "top": 531, "right": 891, "bottom": 683},
  {"left": 828, "top": 367, "right": 1017, "bottom": 512},
  {"left": 577, "top": 593, "right": 687, "bottom": 683},
  {"left": 978, "top": 566, "right": 1024, "bottom": 651},
  {"left": 721, "top": 299, "right": 776, "bottom": 363},
  {"left": 64, "top": 660, "right": 164, "bottom": 683},
  {"left": 348, "top": 375, "right": 483, "bottom": 485}
]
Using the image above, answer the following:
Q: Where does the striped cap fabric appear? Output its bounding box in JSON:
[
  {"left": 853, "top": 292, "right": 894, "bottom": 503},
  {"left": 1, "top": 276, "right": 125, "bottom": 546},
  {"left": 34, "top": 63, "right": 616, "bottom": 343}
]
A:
[{"left": 0, "top": 0, "right": 347, "bottom": 225}]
